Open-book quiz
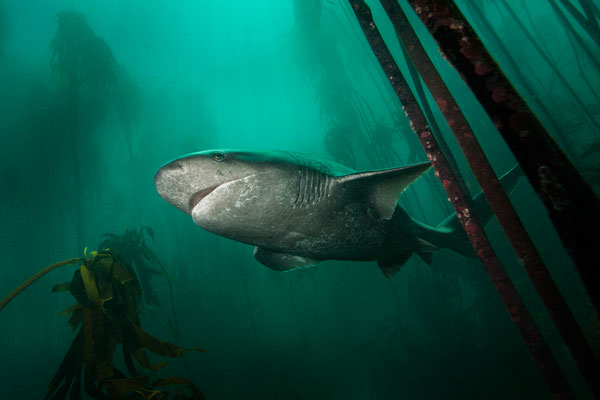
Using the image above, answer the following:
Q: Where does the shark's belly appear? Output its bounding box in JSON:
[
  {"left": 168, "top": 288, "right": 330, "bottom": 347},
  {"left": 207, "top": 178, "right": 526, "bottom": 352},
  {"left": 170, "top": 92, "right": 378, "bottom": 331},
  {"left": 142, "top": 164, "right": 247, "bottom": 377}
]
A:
[{"left": 237, "top": 202, "right": 392, "bottom": 260}]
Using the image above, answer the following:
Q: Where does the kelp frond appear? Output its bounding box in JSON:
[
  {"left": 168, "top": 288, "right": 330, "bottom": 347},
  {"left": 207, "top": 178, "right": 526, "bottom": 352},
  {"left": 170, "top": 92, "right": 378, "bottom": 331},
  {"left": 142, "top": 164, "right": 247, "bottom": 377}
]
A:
[
  {"left": 48, "top": 250, "right": 205, "bottom": 399},
  {"left": 98, "top": 227, "right": 186, "bottom": 365},
  {"left": 99, "top": 227, "right": 162, "bottom": 307},
  {"left": 1, "top": 250, "right": 205, "bottom": 400}
]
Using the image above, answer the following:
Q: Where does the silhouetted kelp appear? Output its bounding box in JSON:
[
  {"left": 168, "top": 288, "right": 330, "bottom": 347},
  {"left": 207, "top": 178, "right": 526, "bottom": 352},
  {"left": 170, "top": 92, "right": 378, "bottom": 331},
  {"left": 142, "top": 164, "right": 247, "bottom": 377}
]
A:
[
  {"left": 0, "top": 250, "right": 204, "bottom": 399},
  {"left": 551, "top": 0, "right": 600, "bottom": 51},
  {"left": 463, "top": 0, "right": 600, "bottom": 158},
  {"left": 292, "top": 0, "right": 405, "bottom": 170},
  {"left": 50, "top": 11, "right": 140, "bottom": 250},
  {"left": 577, "top": 140, "right": 600, "bottom": 189},
  {"left": 50, "top": 11, "right": 119, "bottom": 140}
]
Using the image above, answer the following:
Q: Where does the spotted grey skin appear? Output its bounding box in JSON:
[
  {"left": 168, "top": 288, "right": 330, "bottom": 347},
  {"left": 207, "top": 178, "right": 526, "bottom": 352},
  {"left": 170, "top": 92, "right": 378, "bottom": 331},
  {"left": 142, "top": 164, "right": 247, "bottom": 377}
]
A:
[{"left": 154, "top": 149, "right": 472, "bottom": 276}]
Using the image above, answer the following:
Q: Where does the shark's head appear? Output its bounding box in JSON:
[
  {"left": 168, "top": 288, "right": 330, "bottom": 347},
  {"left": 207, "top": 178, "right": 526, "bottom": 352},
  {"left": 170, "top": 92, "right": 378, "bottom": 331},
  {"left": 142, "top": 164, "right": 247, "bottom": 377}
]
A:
[
  {"left": 155, "top": 150, "right": 258, "bottom": 215},
  {"left": 154, "top": 149, "right": 294, "bottom": 238}
]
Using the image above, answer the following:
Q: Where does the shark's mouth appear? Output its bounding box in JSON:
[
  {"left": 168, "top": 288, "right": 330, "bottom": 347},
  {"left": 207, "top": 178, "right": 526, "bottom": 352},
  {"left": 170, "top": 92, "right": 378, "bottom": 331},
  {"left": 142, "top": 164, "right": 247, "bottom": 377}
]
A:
[
  {"left": 188, "top": 174, "right": 258, "bottom": 215},
  {"left": 189, "top": 186, "right": 219, "bottom": 213}
]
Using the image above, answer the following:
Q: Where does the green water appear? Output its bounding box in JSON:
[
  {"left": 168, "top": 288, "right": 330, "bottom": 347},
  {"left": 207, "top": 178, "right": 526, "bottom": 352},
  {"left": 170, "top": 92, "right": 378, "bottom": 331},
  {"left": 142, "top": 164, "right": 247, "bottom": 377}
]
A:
[{"left": 1, "top": 0, "right": 598, "bottom": 398}]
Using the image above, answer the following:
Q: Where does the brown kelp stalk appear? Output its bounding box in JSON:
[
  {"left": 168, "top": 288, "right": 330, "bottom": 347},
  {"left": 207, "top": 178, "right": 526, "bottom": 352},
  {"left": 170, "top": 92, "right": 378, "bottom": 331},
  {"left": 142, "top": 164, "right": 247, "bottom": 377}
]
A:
[
  {"left": 0, "top": 258, "right": 82, "bottom": 311},
  {"left": 405, "top": 0, "right": 600, "bottom": 315},
  {"left": 347, "top": 1, "right": 574, "bottom": 398},
  {"left": 380, "top": 0, "right": 600, "bottom": 397}
]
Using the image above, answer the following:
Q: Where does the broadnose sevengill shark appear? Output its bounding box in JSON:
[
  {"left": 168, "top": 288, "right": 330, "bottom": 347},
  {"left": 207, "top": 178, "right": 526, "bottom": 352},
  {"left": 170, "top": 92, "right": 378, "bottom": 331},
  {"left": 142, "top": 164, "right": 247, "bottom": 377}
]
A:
[{"left": 154, "top": 149, "right": 517, "bottom": 276}]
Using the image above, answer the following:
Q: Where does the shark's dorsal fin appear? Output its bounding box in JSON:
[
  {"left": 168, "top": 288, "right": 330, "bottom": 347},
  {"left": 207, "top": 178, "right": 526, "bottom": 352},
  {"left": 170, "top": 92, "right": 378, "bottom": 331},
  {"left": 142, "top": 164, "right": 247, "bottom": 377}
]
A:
[{"left": 338, "top": 162, "right": 431, "bottom": 219}]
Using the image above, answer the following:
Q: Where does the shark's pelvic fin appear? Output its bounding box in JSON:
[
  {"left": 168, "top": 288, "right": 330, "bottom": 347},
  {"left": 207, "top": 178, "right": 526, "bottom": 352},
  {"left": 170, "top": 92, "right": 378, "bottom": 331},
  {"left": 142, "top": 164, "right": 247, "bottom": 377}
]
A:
[
  {"left": 338, "top": 162, "right": 432, "bottom": 220},
  {"left": 253, "top": 247, "right": 321, "bottom": 272}
]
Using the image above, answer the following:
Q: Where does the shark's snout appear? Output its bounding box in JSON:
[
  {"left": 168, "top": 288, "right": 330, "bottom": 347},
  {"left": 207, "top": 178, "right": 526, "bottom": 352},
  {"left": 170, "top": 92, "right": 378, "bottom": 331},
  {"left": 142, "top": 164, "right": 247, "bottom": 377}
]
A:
[
  {"left": 154, "top": 164, "right": 173, "bottom": 198},
  {"left": 156, "top": 161, "right": 185, "bottom": 180},
  {"left": 154, "top": 161, "right": 193, "bottom": 214},
  {"left": 154, "top": 150, "right": 265, "bottom": 220}
]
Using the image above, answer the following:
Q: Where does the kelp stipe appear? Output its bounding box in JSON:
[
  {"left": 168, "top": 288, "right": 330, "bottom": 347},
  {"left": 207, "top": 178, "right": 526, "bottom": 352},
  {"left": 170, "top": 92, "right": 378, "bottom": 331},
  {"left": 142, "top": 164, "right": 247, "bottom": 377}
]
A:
[
  {"left": 0, "top": 258, "right": 82, "bottom": 312},
  {"left": 379, "top": 0, "right": 600, "bottom": 397},
  {"left": 348, "top": 1, "right": 575, "bottom": 397},
  {"left": 405, "top": 0, "right": 600, "bottom": 316}
]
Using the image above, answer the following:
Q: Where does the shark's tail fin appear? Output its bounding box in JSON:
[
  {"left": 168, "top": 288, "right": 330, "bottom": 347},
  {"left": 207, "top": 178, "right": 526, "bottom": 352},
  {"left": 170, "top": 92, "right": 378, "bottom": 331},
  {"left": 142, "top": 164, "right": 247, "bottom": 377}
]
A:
[{"left": 413, "top": 164, "right": 523, "bottom": 260}]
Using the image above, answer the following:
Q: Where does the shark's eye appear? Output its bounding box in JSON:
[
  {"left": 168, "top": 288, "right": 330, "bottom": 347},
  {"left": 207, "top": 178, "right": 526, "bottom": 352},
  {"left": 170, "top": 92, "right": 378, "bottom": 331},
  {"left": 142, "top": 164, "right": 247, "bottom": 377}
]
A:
[{"left": 212, "top": 152, "right": 226, "bottom": 162}]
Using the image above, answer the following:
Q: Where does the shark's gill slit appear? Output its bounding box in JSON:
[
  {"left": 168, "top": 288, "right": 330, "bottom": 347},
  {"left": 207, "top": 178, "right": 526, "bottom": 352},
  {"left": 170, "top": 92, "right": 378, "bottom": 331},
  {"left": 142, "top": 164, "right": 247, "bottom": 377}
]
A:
[
  {"left": 316, "top": 171, "right": 323, "bottom": 201},
  {"left": 315, "top": 170, "right": 321, "bottom": 202},
  {"left": 314, "top": 172, "right": 319, "bottom": 202},
  {"left": 294, "top": 168, "right": 302, "bottom": 206},
  {"left": 306, "top": 168, "right": 315, "bottom": 206},
  {"left": 299, "top": 166, "right": 307, "bottom": 205},
  {"left": 303, "top": 168, "right": 310, "bottom": 205},
  {"left": 309, "top": 168, "right": 316, "bottom": 205},
  {"left": 312, "top": 170, "right": 318, "bottom": 203}
]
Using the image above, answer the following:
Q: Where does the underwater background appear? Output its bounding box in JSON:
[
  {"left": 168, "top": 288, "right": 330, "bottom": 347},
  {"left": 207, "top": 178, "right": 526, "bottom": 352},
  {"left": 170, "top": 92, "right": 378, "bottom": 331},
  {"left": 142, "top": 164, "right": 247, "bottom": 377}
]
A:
[{"left": 1, "top": 0, "right": 599, "bottom": 398}]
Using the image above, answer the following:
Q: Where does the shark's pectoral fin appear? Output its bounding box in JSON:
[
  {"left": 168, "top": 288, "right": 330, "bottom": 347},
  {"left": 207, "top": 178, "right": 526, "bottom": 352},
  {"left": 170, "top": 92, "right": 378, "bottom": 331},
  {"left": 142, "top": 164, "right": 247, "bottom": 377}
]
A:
[
  {"left": 338, "top": 162, "right": 431, "bottom": 220},
  {"left": 253, "top": 247, "right": 321, "bottom": 272}
]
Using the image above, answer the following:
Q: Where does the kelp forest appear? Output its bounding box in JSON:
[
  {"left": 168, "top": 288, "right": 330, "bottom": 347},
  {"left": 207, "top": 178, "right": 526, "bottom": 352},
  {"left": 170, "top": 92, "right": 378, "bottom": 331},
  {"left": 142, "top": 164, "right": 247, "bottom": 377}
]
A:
[{"left": 1, "top": 1, "right": 599, "bottom": 399}]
